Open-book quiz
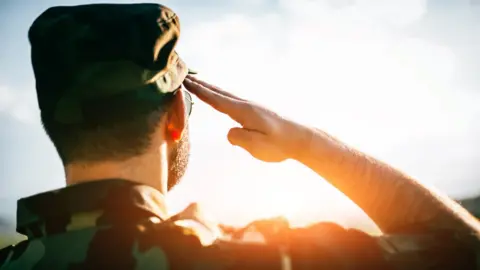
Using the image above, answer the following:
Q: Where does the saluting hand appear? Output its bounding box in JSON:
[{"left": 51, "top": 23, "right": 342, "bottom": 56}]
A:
[{"left": 183, "top": 75, "right": 310, "bottom": 163}]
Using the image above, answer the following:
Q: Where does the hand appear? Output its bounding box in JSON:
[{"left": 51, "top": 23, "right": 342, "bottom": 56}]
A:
[{"left": 183, "top": 75, "right": 310, "bottom": 162}]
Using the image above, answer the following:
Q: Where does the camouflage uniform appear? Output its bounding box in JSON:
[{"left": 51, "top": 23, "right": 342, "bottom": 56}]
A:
[
  {"left": 0, "top": 180, "right": 477, "bottom": 269},
  {"left": 0, "top": 3, "right": 477, "bottom": 269},
  {"left": 0, "top": 179, "right": 475, "bottom": 270}
]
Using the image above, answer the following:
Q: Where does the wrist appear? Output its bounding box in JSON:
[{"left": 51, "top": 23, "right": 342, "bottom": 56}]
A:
[{"left": 282, "top": 120, "right": 315, "bottom": 162}]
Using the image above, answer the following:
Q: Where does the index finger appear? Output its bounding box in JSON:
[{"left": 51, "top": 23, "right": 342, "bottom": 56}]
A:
[
  {"left": 183, "top": 78, "right": 247, "bottom": 124},
  {"left": 186, "top": 75, "right": 246, "bottom": 102}
]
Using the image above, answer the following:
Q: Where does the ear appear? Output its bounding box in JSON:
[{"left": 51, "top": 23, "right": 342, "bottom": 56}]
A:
[{"left": 165, "top": 89, "right": 187, "bottom": 142}]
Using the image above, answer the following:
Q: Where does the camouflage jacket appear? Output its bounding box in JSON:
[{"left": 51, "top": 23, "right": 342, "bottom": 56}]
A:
[{"left": 0, "top": 179, "right": 477, "bottom": 269}]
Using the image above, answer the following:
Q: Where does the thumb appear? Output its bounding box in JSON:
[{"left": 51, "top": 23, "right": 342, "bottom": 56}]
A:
[{"left": 227, "top": 127, "right": 264, "bottom": 150}]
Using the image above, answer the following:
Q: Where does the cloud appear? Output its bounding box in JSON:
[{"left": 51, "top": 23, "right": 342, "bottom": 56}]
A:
[
  {"left": 0, "top": 85, "right": 38, "bottom": 124},
  {"left": 1, "top": 0, "right": 478, "bottom": 228},
  {"left": 167, "top": 0, "right": 480, "bottom": 224},
  {"left": 177, "top": 0, "right": 475, "bottom": 145},
  {"left": 408, "top": 0, "right": 480, "bottom": 91}
]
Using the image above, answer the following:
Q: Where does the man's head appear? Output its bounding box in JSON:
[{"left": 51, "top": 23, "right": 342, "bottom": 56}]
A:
[{"left": 29, "top": 3, "right": 193, "bottom": 192}]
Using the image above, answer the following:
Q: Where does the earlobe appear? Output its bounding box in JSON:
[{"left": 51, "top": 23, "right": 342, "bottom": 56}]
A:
[
  {"left": 168, "top": 123, "right": 182, "bottom": 142},
  {"left": 165, "top": 90, "right": 186, "bottom": 142}
]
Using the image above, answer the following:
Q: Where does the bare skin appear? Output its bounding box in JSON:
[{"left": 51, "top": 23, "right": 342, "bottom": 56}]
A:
[
  {"left": 183, "top": 75, "right": 480, "bottom": 240},
  {"left": 65, "top": 89, "right": 188, "bottom": 196}
]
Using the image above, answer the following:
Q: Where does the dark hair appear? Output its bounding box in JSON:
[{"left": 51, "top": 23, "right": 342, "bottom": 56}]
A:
[{"left": 41, "top": 98, "right": 174, "bottom": 165}]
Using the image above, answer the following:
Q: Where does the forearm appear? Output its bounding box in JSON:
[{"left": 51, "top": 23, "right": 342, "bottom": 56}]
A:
[{"left": 291, "top": 125, "right": 480, "bottom": 236}]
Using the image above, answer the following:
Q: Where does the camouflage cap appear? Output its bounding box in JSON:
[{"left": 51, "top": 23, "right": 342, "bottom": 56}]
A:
[{"left": 29, "top": 3, "right": 195, "bottom": 124}]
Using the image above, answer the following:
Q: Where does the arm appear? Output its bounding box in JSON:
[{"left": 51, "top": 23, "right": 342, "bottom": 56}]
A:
[
  {"left": 292, "top": 124, "right": 480, "bottom": 237},
  {"left": 183, "top": 76, "right": 480, "bottom": 240}
]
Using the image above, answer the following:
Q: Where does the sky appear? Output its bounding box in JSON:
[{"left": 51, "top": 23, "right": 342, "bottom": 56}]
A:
[{"left": 0, "top": 0, "right": 480, "bottom": 232}]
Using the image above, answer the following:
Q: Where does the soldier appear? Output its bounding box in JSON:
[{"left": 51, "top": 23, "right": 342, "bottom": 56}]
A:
[{"left": 0, "top": 3, "right": 478, "bottom": 269}]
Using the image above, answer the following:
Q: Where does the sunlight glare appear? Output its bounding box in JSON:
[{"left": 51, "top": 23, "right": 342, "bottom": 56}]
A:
[{"left": 169, "top": 0, "right": 455, "bottom": 234}]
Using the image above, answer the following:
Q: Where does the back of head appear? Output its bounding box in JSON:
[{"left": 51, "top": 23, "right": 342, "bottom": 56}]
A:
[{"left": 29, "top": 3, "right": 191, "bottom": 167}]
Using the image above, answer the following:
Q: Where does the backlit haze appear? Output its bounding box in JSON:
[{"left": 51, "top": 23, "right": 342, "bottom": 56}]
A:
[{"left": 1, "top": 0, "right": 480, "bottom": 234}]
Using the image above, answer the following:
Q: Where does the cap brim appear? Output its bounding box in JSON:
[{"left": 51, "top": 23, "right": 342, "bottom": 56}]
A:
[
  {"left": 154, "top": 54, "right": 190, "bottom": 94},
  {"left": 156, "top": 54, "right": 197, "bottom": 93}
]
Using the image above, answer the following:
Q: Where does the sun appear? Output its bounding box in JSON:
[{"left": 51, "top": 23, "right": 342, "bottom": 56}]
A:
[{"left": 168, "top": 159, "right": 379, "bottom": 233}]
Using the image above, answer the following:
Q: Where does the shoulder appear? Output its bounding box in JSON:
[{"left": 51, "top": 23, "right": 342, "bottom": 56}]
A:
[
  {"left": 134, "top": 220, "right": 285, "bottom": 269},
  {"left": 224, "top": 219, "right": 394, "bottom": 269}
]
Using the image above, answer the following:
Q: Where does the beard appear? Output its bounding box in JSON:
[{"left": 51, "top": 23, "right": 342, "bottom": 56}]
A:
[{"left": 167, "top": 125, "right": 190, "bottom": 191}]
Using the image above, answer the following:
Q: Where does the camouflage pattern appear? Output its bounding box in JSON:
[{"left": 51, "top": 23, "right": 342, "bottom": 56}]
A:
[
  {"left": 0, "top": 179, "right": 477, "bottom": 269},
  {"left": 29, "top": 3, "right": 195, "bottom": 124},
  {"left": 13, "top": 3, "right": 478, "bottom": 269}
]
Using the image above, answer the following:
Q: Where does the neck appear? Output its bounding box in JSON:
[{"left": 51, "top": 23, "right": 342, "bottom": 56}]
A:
[{"left": 65, "top": 144, "right": 168, "bottom": 194}]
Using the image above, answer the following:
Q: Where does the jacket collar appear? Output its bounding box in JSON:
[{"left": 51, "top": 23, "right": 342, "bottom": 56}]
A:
[{"left": 16, "top": 179, "right": 168, "bottom": 238}]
